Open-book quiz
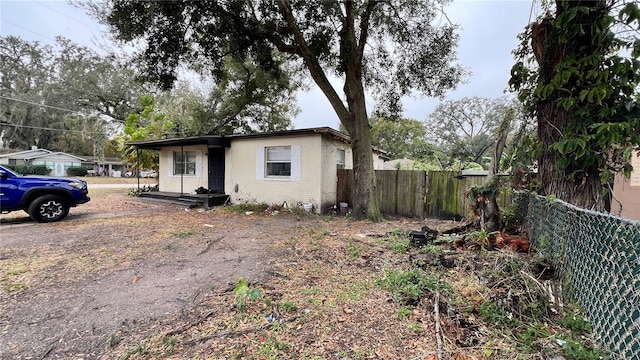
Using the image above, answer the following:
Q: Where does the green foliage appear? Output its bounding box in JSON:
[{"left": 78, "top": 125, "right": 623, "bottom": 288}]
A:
[
  {"left": 4, "top": 164, "right": 50, "bottom": 175},
  {"left": 66, "top": 167, "right": 88, "bottom": 177},
  {"left": 224, "top": 203, "right": 270, "bottom": 213},
  {"left": 346, "top": 238, "right": 363, "bottom": 259},
  {"left": 397, "top": 306, "right": 412, "bottom": 319},
  {"left": 120, "top": 95, "right": 166, "bottom": 171},
  {"left": 0, "top": 36, "right": 141, "bottom": 154},
  {"left": 233, "top": 277, "right": 262, "bottom": 312},
  {"left": 280, "top": 301, "right": 298, "bottom": 313},
  {"left": 478, "top": 300, "right": 521, "bottom": 328},
  {"left": 389, "top": 238, "right": 410, "bottom": 254},
  {"left": 426, "top": 96, "right": 522, "bottom": 167},
  {"left": 555, "top": 336, "right": 609, "bottom": 360},
  {"left": 510, "top": 0, "right": 640, "bottom": 195},
  {"left": 369, "top": 115, "right": 435, "bottom": 160},
  {"left": 559, "top": 309, "right": 592, "bottom": 334},
  {"left": 162, "top": 335, "right": 177, "bottom": 355},
  {"left": 376, "top": 269, "right": 451, "bottom": 306}
]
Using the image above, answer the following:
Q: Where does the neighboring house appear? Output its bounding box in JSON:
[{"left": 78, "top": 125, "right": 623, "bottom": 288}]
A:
[
  {"left": 82, "top": 156, "right": 130, "bottom": 177},
  {"left": 0, "top": 147, "right": 85, "bottom": 176},
  {"left": 613, "top": 153, "right": 640, "bottom": 221},
  {"left": 128, "top": 127, "right": 386, "bottom": 213}
]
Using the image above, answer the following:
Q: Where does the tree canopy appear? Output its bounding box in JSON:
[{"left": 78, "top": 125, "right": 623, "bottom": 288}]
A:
[
  {"left": 96, "top": 0, "right": 464, "bottom": 220},
  {"left": 510, "top": 0, "right": 640, "bottom": 211},
  {"left": 0, "top": 36, "right": 145, "bottom": 156},
  {"left": 426, "top": 96, "right": 521, "bottom": 167},
  {"left": 369, "top": 115, "right": 434, "bottom": 161}
]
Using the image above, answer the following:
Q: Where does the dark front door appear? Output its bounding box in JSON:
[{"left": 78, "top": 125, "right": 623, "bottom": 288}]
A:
[{"left": 208, "top": 147, "right": 225, "bottom": 193}]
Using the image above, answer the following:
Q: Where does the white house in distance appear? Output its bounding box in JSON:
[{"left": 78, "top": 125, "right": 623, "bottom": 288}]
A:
[
  {"left": 127, "top": 127, "right": 387, "bottom": 213},
  {"left": 0, "top": 148, "right": 85, "bottom": 176}
]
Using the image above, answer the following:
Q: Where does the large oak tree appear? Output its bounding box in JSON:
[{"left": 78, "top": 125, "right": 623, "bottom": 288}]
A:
[
  {"left": 510, "top": 0, "right": 640, "bottom": 211},
  {"left": 95, "top": 0, "right": 464, "bottom": 220}
]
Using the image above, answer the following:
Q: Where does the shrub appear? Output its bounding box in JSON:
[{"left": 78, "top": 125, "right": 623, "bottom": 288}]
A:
[
  {"left": 4, "top": 164, "right": 50, "bottom": 175},
  {"left": 66, "top": 167, "right": 88, "bottom": 177}
]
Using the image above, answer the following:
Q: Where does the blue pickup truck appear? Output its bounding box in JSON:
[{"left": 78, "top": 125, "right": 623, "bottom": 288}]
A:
[{"left": 0, "top": 164, "right": 90, "bottom": 222}]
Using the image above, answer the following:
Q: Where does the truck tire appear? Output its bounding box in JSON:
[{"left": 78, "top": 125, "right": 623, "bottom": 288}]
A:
[{"left": 27, "top": 195, "right": 70, "bottom": 222}]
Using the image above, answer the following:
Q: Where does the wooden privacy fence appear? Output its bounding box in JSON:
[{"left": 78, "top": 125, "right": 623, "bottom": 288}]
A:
[
  {"left": 337, "top": 169, "right": 427, "bottom": 217},
  {"left": 337, "top": 169, "right": 512, "bottom": 219}
]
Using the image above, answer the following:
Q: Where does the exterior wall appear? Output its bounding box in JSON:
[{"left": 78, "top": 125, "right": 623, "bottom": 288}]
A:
[
  {"left": 319, "top": 137, "right": 352, "bottom": 212},
  {"left": 613, "top": 154, "right": 640, "bottom": 220},
  {"left": 372, "top": 153, "right": 385, "bottom": 170},
  {"left": 226, "top": 135, "right": 328, "bottom": 212},
  {"left": 31, "top": 155, "right": 82, "bottom": 176},
  {"left": 158, "top": 145, "right": 208, "bottom": 193}
]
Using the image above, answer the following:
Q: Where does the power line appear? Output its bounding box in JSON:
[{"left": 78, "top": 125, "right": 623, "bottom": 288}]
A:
[
  {"left": 33, "top": 0, "right": 101, "bottom": 32},
  {"left": 0, "top": 19, "right": 58, "bottom": 43},
  {"left": 1, "top": 122, "right": 101, "bottom": 135},
  {"left": 0, "top": 95, "right": 85, "bottom": 114}
]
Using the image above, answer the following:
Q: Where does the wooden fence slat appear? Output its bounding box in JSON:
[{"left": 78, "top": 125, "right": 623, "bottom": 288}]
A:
[{"left": 337, "top": 169, "right": 511, "bottom": 219}]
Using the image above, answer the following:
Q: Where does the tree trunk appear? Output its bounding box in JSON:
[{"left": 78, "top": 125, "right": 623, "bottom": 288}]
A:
[
  {"left": 275, "top": 0, "right": 383, "bottom": 221},
  {"left": 533, "top": 1, "right": 608, "bottom": 211},
  {"left": 342, "top": 70, "right": 382, "bottom": 221}
]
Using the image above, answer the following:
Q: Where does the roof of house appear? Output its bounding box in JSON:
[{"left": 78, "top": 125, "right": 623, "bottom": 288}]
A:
[
  {"left": 0, "top": 148, "right": 86, "bottom": 162},
  {"left": 126, "top": 127, "right": 351, "bottom": 150}
]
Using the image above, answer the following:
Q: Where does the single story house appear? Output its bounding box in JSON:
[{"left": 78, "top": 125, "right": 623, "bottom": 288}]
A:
[
  {"left": 127, "top": 127, "right": 387, "bottom": 213},
  {"left": 82, "top": 156, "right": 131, "bottom": 177},
  {"left": 0, "top": 147, "right": 85, "bottom": 176}
]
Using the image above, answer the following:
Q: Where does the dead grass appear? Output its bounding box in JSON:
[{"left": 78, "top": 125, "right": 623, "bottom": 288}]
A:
[
  {"left": 1, "top": 191, "right": 606, "bottom": 359},
  {"left": 82, "top": 177, "right": 157, "bottom": 185},
  {"left": 100, "top": 212, "right": 606, "bottom": 360}
]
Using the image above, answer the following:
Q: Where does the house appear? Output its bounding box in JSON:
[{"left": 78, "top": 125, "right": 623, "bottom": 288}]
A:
[
  {"left": 0, "top": 147, "right": 86, "bottom": 176},
  {"left": 127, "top": 127, "right": 386, "bottom": 213},
  {"left": 82, "top": 156, "right": 131, "bottom": 177},
  {"left": 612, "top": 153, "right": 640, "bottom": 221}
]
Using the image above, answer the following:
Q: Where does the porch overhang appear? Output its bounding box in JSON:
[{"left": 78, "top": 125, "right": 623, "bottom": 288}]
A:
[{"left": 126, "top": 136, "right": 230, "bottom": 150}]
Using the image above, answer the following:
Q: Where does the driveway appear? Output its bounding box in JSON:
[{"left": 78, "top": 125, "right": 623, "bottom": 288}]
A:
[{"left": 0, "top": 190, "right": 294, "bottom": 359}]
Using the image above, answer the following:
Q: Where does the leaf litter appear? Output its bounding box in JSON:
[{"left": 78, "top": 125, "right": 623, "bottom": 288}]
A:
[{"left": 1, "top": 190, "right": 606, "bottom": 359}]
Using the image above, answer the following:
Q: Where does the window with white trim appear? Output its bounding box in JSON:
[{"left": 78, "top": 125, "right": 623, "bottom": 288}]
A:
[
  {"left": 265, "top": 146, "right": 291, "bottom": 177},
  {"left": 336, "top": 149, "right": 345, "bottom": 169},
  {"left": 173, "top": 151, "right": 197, "bottom": 175}
]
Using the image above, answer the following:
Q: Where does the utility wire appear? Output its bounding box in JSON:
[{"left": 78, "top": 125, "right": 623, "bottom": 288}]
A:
[
  {"left": 34, "top": 0, "right": 98, "bottom": 31},
  {"left": 0, "top": 95, "right": 85, "bottom": 114},
  {"left": 1, "top": 122, "right": 101, "bottom": 135},
  {"left": 0, "top": 19, "right": 57, "bottom": 43}
]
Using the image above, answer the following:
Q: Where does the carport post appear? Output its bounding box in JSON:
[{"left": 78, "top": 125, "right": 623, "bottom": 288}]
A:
[
  {"left": 136, "top": 148, "right": 140, "bottom": 191},
  {"left": 180, "top": 145, "right": 184, "bottom": 195}
]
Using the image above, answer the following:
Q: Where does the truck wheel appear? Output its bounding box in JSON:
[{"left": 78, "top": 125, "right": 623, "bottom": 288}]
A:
[{"left": 27, "top": 195, "right": 70, "bottom": 222}]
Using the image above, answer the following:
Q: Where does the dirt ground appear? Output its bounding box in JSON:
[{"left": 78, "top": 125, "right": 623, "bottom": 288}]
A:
[
  {"left": 0, "top": 187, "right": 603, "bottom": 360},
  {"left": 0, "top": 188, "right": 308, "bottom": 359}
]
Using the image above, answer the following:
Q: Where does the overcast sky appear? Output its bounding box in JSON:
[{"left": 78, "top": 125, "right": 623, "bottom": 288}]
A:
[{"left": 0, "top": 0, "right": 539, "bottom": 130}]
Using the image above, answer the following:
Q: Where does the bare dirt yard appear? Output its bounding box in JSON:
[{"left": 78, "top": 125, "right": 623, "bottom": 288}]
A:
[{"left": 0, "top": 185, "right": 604, "bottom": 359}]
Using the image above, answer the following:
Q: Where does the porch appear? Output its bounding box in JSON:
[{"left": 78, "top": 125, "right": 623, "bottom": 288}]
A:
[{"left": 138, "top": 191, "right": 230, "bottom": 208}]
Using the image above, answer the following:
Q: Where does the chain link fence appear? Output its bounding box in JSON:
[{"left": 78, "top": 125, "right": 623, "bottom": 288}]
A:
[{"left": 514, "top": 192, "right": 640, "bottom": 359}]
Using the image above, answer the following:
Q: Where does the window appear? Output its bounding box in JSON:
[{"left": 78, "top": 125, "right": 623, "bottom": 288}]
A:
[
  {"left": 336, "top": 149, "right": 345, "bottom": 169},
  {"left": 174, "top": 151, "right": 196, "bottom": 175},
  {"left": 265, "top": 146, "right": 291, "bottom": 177}
]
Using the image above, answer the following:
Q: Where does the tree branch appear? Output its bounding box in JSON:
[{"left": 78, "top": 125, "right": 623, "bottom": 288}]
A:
[{"left": 275, "top": 0, "right": 349, "bottom": 122}]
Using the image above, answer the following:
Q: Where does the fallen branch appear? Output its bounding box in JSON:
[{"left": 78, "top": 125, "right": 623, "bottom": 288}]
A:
[
  {"left": 182, "top": 315, "right": 300, "bottom": 345},
  {"left": 434, "top": 291, "right": 444, "bottom": 360},
  {"left": 165, "top": 309, "right": 218, "bottom": 337},
  {"left": 198, "top": 235, "right": 225, "bottom": 256}
]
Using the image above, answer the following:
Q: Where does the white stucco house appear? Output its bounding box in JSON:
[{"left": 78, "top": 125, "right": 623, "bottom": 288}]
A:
[
  {"left": 127, "top": 127, "right": 387, "bottom": 213},
  {"left": 0, "top": 148, "right": 86, "bottom": 176}
]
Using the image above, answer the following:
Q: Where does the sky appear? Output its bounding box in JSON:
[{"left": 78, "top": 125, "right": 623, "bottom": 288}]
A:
[{"left": 0, "top": 0, "right": 539, "bottom": 130}]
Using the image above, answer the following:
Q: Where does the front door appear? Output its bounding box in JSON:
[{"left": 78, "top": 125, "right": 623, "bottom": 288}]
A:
[
  {"left": 208, "top": 147, "right": 225, "bottom": 193},
  {"left": 54, "top": 162, "right": 65, "bottom": 176}
]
